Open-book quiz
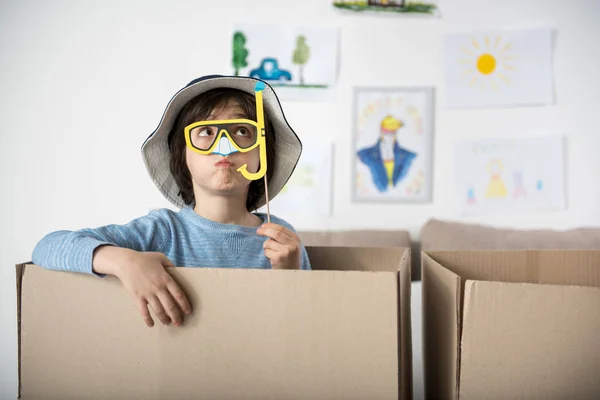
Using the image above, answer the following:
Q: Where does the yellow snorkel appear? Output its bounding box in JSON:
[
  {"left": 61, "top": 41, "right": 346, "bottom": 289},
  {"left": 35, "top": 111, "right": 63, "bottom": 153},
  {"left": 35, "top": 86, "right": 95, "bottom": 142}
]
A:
[{"left": 237, "top": 81, "right": 267, "bottom": 180}]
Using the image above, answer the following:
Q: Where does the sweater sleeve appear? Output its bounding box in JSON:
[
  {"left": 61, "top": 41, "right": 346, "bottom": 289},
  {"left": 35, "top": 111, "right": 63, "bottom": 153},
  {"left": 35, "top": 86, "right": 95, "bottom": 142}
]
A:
[
  {"left": 300, "top": 245, "right": 312, "bottom": 271},
  {"left": 31, "top": 209, "right": 172, "bottom": 275}
]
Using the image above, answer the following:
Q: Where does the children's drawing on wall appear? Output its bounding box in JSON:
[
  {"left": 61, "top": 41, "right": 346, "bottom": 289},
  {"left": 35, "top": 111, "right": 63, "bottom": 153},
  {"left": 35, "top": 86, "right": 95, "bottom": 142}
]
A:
[
  {"left": 512, "top": 171, "right": 528, "bottom": 199},
  {"left": 485, "top": 159, "right": 508, "bottom": 198},
  {"left": 444, "top": 27, "right": 554, "bottom": 108},
  {"left": 353, "top": 87, "right": 434, "bottom": 203},
  {"left": 357, "top": 115, "right": 417, "bottom": 192},
  {"left": 232, "top": 24, "right": 339, "bottom": 101},
  {"left": 232, "top": 32, "right": 249, "bottom": 76},
  {"left": 454, "top": 135, "right": 565, "bottom": 215},
  {"left": 467, "top": 186, "right": 476, "bottom": 205},
  {"left": 258, "top": 141, "right": 333, "bottom": 217},
  {"left": 332, "top": 0, "right": 438, "bottom": 15}
]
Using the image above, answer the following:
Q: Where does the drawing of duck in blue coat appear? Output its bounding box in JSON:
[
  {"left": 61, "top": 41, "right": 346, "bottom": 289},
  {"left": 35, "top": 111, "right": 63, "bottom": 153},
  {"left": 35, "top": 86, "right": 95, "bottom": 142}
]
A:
[{"left": 357, "top": 115, "right": 417, "bottom": 192}]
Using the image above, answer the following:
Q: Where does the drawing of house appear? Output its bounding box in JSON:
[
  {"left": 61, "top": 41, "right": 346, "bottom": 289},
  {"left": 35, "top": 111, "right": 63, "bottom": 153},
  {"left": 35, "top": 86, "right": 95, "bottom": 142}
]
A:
[
  {"left": 369, "top": 0, "right": 405, "bottom": 6},
  {"left": 333, "top": 0, "right": 436, "bottom": 14}
]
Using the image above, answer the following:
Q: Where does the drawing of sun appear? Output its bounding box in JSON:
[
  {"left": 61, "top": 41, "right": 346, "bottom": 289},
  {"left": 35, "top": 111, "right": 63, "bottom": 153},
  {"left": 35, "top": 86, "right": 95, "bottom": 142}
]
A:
[{"left": 460, "top": 35, "right": 516, "bottom": 90}]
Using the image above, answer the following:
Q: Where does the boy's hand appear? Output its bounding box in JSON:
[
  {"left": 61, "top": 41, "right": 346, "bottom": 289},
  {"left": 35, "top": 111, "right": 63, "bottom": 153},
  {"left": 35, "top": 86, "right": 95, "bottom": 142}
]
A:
[
  {"left": 93, "top": 246, "right": 192, "bottom": 328},
  {"left": 257, "top": 223, "right": 302, "bottom": 270}
]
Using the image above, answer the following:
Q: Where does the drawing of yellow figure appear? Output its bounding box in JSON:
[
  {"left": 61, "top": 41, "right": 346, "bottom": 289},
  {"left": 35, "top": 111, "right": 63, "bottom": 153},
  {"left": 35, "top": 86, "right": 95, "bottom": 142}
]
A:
[{"left": 485, "top": 159, "right": 508, "bottom": 198}]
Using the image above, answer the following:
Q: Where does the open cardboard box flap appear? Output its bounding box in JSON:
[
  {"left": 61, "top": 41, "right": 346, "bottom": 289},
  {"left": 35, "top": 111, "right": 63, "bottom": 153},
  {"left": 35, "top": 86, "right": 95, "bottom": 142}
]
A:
[
  {"left": 422, "top": 249, "right": 600, "bottom": 400},
  {"left": 16, "top": 246, "right": 412, "bottom": 400}
]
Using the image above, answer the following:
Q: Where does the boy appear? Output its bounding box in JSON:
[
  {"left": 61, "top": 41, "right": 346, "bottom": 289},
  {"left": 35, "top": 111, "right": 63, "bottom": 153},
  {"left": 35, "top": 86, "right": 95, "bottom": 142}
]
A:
[{"left": 33, "top": 75, "right": 311, "bottom": 328}]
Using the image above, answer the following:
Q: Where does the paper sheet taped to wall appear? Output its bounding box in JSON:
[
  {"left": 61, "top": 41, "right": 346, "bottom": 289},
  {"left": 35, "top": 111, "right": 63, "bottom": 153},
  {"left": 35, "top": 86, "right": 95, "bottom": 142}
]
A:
[
  {"left": 444, "top": 27, "right": 555, "bottom": 108},
  {"left": 454, "top": 135, "right": 565, "bottom": 215}
]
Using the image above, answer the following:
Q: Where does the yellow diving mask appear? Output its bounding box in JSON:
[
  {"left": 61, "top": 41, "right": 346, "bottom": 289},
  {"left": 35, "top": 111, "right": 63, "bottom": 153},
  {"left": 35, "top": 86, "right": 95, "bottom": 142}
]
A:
[{"left": 184, "top": 81, "right": 267, "bottom": 181}]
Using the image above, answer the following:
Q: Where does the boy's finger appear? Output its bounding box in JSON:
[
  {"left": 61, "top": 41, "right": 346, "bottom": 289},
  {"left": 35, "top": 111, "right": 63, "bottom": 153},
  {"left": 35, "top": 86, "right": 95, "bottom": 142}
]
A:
[
  {"left": 263, "top": 238, "right": 286, "bottom": 253},
  {"left": 167, "top": 281, "right": 192, "bottom": 315},
  {"left": 260, "top": 223, "right": 298, "bottom": 239},
  {"left": 160, "top": 254, "right": 175, "bottom": 268},
  {"left": 138, "top": 300, "right": 154, "bottom": 328},
  {"left": 157, "top": 290, "right": 183, "bottom": 326},
  {"left": 147, "top": 295, "right": 171, "bottom": 325},
  {"left": 263, "top": 248, "right": 278, "bottom": 262},
  {"left": 257, "top": 226, "right": 294, "bottom": 244}
]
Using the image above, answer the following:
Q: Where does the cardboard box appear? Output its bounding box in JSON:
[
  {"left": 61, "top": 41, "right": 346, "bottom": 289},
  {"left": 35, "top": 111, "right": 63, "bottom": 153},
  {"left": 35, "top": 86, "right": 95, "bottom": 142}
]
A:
[
  {"left": 16, "top": 246, "right": 412, "bottom": 400},
  {"left": 422, "top": 250, "right": 600, "bottom": 400}
]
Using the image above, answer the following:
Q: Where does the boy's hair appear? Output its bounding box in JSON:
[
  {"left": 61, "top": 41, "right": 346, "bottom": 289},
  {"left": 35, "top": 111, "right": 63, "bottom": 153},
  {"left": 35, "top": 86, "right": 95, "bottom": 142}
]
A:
[{"left": 168, "top": 88, "right": 276, "bottom": 211}]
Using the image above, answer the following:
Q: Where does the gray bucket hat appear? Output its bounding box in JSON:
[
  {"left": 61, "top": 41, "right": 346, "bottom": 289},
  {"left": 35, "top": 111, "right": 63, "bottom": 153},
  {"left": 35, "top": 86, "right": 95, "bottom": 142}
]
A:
[{"left": 141, "top": 75, "right": 302, "bottom": 210}]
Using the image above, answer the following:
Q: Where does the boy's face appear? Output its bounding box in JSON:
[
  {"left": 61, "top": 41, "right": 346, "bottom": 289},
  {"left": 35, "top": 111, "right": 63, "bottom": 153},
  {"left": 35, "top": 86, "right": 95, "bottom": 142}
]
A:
[{"left": 185, "top": 100, "right": 260, "bottom": 197}]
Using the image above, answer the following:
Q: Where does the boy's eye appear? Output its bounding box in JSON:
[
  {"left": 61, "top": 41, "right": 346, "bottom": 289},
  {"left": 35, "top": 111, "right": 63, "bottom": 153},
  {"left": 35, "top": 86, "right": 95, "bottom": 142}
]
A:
[
  {"left": 235, "top": 128, "right": 249, "bottom": 136},
  {"left": 197, "top": 127, "right": 214, "bottom": 137}
]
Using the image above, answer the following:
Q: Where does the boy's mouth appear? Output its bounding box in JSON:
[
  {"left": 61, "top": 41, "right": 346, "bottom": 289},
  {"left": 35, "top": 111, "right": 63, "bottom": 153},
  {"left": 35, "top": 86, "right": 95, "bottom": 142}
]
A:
[{"left": 215, "top": 159, "right": 233, "bottom": 167}]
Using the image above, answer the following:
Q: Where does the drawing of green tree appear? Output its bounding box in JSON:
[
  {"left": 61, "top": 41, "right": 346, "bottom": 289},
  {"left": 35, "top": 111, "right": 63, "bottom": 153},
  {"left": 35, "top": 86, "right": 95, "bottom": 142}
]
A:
[
  {"left": 232, "top": 31, "right": 249, "bottom": 76},
  {"left": 292, "top": 35, "right": 310, "bottom": 85}
]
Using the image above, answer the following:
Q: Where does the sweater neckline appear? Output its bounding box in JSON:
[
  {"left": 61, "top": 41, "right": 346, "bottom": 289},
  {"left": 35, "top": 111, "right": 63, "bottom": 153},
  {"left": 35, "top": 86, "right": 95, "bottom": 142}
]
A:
[{"left": 179, "top": 206, "right": 266, "bottom": 233}]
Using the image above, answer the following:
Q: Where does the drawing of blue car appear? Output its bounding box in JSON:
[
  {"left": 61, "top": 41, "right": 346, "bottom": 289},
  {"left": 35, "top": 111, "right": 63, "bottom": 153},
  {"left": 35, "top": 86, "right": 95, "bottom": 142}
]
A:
[{"left": 249, "top": 58, "right": 292, "bottom": 82}]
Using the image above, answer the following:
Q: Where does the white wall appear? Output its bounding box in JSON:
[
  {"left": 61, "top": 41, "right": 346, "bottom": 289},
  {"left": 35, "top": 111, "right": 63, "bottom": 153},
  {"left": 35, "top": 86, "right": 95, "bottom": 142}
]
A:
[{"left": 2, "top": 0, "right": 599, "bottom": 398}]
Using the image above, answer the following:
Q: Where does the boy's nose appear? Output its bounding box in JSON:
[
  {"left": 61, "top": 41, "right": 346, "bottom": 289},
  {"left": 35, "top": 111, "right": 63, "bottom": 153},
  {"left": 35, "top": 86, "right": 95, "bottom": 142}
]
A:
[{"left": 213, "top": 136, "right": 238, "bottom": 156}]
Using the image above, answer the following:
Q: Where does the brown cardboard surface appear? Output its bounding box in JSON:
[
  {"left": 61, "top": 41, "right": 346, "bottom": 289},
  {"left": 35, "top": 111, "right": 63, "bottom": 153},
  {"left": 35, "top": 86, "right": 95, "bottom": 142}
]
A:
[
  {"left": 426, "top": 250, "right": 600, "bottom": 287},
  {"left": 422, "top": 250, "right": 600, "bottom": 400},
  {"left": 398, "top": 250, "right": 412, "bottom": 400},
  {"left": 460, "top": 280, "right": 600, "bottom": 400},
  {"left": 306, "top": 246, "right": 413, "bottom": 400},
  {"left": 16, "top": 263, "right": 26, "bottom": 400},
  {"left": 17, "top": 247, "right": 411, "bottom": 400},
  {"left": 305, "top": 246, "right": 406, "bottom": 273},
  {"left": 421, "top": 253, "right": 461, "bottom": 400}
]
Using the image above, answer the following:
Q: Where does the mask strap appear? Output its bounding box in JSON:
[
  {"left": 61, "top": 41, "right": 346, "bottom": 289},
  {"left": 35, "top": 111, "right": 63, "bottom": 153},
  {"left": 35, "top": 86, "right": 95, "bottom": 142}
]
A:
[{"left": 263, "top": 174, "right": 271, "bottom": 223}]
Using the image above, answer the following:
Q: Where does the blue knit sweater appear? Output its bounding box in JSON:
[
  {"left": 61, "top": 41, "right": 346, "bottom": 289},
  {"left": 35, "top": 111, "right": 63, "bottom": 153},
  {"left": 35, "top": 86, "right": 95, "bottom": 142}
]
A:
[{"left": 32, "top": 207, "right": 311, "bottom": 275}]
